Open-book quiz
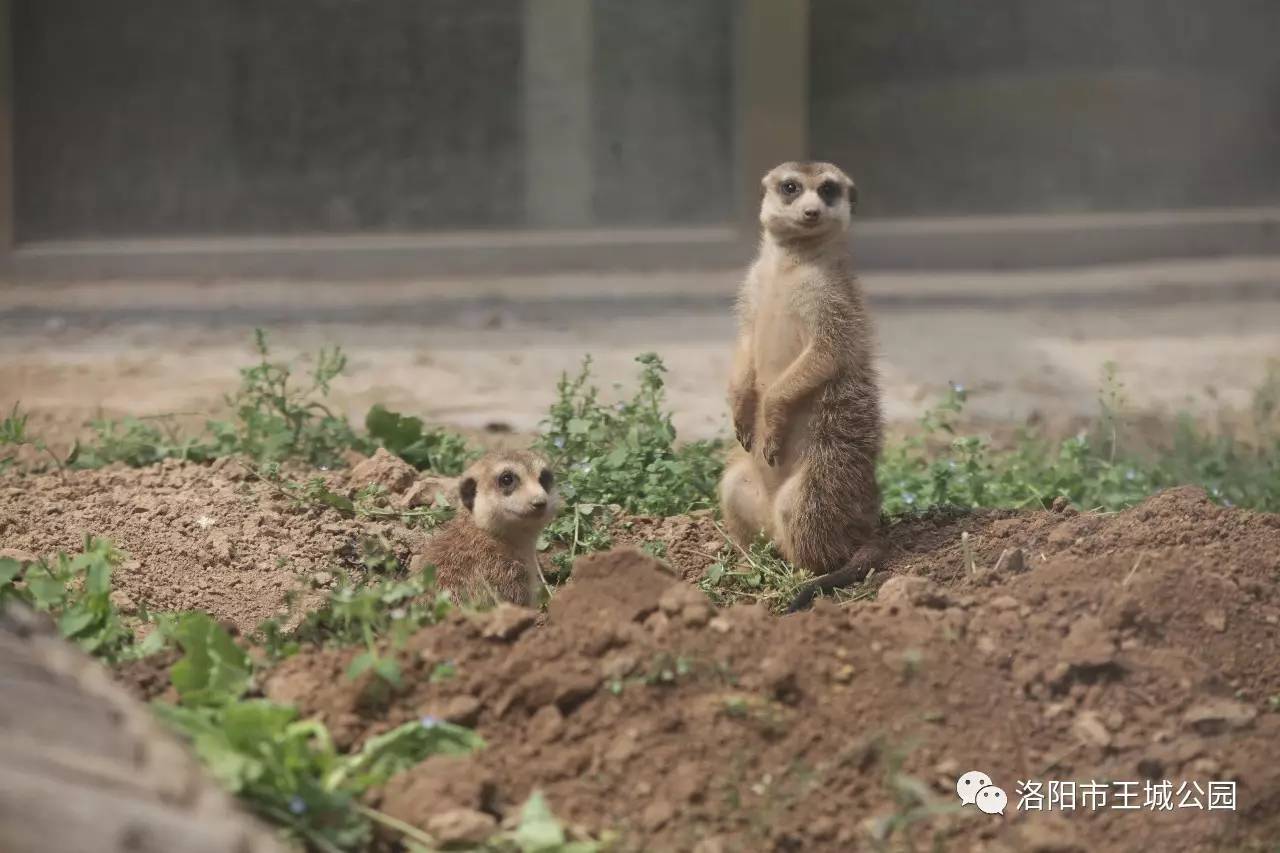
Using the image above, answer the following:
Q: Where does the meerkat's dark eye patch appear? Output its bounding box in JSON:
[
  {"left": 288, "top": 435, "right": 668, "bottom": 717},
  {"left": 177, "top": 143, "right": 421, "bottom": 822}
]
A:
[
  {"left": 497, "top": 470, "right": 517, "bottom": 493},
  {"left": 779, "top": 179, "right": 800, "bottom": 199},
  {"left": 538, "top": 469, "right": 554, "bottom": 491},
  {"left": 459, "top": 477, "right": 477, "bottom": 512},
  {"left": 817, "top": 180, "right": 843, "bottom": 206}
]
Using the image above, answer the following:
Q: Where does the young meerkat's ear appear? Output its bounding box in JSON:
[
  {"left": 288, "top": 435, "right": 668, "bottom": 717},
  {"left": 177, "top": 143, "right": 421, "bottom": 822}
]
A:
[{"left": 459, "top": 477, "right": 477, "bottom": 512}]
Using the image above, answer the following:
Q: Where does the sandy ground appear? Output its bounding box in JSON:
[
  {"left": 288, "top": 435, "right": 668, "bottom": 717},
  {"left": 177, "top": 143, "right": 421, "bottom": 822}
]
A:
[
  {"left": 2, "top": 257, "right": 1279, "bottom": 445},
  {"left": 9, "top": 457, "right": 1279, "bottom": 851}
]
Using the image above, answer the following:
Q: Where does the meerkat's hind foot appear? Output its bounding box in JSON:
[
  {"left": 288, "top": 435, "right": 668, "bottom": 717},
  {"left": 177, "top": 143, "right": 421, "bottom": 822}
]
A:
[{"left": 786, "top": 543, "right": 883, "bottom": 613}]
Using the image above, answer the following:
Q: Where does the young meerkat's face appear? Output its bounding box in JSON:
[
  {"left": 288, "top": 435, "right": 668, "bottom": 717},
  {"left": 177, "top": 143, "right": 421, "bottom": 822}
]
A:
[
  {"left": 459, "top": 452, "right": 558, "bottom": 538},
  {"left": 759, "top": 161, "right": 858, "bottom": 241}
]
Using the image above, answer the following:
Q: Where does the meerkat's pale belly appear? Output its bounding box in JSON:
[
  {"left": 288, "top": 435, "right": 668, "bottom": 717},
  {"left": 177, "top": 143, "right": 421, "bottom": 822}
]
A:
[{"left": 752, "top": 289, "right": 816, "bottom": 484}]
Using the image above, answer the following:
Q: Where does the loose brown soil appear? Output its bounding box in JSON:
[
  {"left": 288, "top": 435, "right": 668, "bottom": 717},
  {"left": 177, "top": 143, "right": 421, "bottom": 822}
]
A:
[{"left": 3, "top": 460, "right": 1280, "bottom": 852}]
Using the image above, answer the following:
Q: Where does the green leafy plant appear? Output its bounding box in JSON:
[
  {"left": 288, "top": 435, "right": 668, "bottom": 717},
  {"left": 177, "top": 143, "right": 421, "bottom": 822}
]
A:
[
  {"left": 0, "top": 537, "right": 134, "bottom": 661},
  {"left": 534, "top": 354, "right": 723, "bottom": 573},
  {"left": 62, "top": 331, "right": 364, "bottom": 469},
  {"left": 366, "top": 404, "right": 476, "bottom": 475},
  {"left": 162, "top": 611, "right": 254, "bottom": 706},
  {"left": 877, "top": 366, "right": 1280, "bottom": 515},
  {"left": 153, "top": 613, "right": 484, "bottom": 852},
  {"left": 67, "top": 414, "right": 217, "bottom": 468},
  {"left": 0, "top": 403, "right": 66, "bottom": 472},
  {"left": 536, "top": 354, "right": 722, "bottom": 515},
  {"left": 205, "top": 329, "right": 364, "bottom": 467},
  {"left": 48, "top": 332, "right": 478, "bottom": 478},
  {"left": 291, "top": 566, "right": 453, "bottom": 684},
  {"left": 256, "top": 463, "right": 455, "bottom": 528}
]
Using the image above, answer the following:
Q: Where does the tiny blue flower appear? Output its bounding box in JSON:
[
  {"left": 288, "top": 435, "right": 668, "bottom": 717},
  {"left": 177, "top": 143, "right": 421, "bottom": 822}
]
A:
[
  {"left": 419, "top": 715, "right": 441, "bottom": 729},
  {"left": 553, "top": 436, "right": 565, "bottom": 449},
  {"left": 951, "top": 382, "right": 965, "bottom": 394},
  {"left": 288, "top": 796, "right": 307, "bottom": 815},
  {"left": 903, "top": 493, "right": 916, "bottom": 505},
  {"left": 615, "top": 402, "right": 626, "bottom": 412},
  {"left": 1125, "top": 469, "right": 1137, "bottom": 481},
  {"left": 1223, "top": 498, "right": 1235, "bottom": 508}
]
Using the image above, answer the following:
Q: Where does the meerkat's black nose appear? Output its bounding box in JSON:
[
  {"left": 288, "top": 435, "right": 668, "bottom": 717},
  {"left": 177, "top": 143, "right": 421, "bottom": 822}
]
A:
[
  {"left": 530, "top": 494, "right": 547, "bottom": 509},
  {"left": 802, "top": 207, "right": 820, "bottom": 221}
]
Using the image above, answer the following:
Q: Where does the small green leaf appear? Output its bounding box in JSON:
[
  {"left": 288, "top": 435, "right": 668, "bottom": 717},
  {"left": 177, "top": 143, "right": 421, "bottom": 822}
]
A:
[
  {"left": 511, "top": 791, "right": 567, "bottom": 849},
  {"left": 347, "top": 651, "right": 374, "bottom": 681},
  {"left": 0, "top": 557, "right": 21, "bottom": 586},
  {"left": 86, "top": 557, "right": 112, "bottom": 596},
  {"left": 372, "top": 657, "right": 402, "bottom": 686},
  {"left": 26, "top": 572, "right": 66, "bottom": 607},
  {"left": 168, "top": 613, "right": 252, "bottom": 706},
  {"left": 58, "top": 607, "right": 97, "bottom": 638},
  {"left": 365, "top": 404, "right": 424, "bottom": 450},
  {"left": 335, "top": 717, "right": 485, "bottom": 790}
]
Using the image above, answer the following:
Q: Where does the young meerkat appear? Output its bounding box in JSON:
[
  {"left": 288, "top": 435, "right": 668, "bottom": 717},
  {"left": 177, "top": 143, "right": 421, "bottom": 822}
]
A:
[
  {"left": 719, "top": 160, "right": 883, "bottom": 611},
  {"left": 422, "top": 450, "right": 557, "bottom": 607}
]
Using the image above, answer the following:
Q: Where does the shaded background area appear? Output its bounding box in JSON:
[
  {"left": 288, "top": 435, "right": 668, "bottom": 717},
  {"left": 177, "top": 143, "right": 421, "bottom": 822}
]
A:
[
  {"left": 811, "top": 0, "right": 1280, "bottom": 217},
  {"left": 14, "top": 0, "right": 527, "bottom": 238},
  {"left": 3, "top": 2, "right": 1279, "bottom": 443},
  {"left": 10, "top": 1, "right": 1280, "bottom": 241}
]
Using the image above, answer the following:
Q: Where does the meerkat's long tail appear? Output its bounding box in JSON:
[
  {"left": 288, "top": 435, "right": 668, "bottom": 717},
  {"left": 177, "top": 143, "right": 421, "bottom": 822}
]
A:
[{"left": 786, "top": 542, "right": 883, "bottom": 612}]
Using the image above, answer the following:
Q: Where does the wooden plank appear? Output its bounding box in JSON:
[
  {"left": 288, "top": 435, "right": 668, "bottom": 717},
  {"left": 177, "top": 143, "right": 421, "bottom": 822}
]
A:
[
  {"left": 0, "top": 605, "right": 287, "bottom": 853},
  {"left": 0, "top": 764, "right": 277, "bottom": 853}
]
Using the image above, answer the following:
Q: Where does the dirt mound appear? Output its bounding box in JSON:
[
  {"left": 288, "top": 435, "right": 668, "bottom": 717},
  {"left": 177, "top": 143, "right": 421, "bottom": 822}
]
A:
[
  {"left": 608, "top": 511, "right": 725, "bottom": 581},
  {"left": 6, "top": 459, "right": 1279, "bottom": 850},
  {"left": 0, "top": 460, "right": 427, "bottom": 634},
  {"left": 256, "top": 491, "right": 1280, "bottom": 852}
]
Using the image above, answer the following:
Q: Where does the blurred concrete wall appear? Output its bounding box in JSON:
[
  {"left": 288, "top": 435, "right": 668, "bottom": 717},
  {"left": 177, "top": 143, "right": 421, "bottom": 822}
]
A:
[
  {"left": 6, "top": 1, "right": 1280, "bottom": 246},
  {"left": 12, "top": 0, "right": 735, "bottom": 241},
  {"left": 811, "top": 0, "right": 1280, "bottom": 217}
]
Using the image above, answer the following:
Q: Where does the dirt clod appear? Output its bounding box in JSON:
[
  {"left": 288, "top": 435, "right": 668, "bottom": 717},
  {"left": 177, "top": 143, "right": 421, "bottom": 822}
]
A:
[
  {"left": 347, "top": 448, "right": 417, "bottom": 494},
  {"left": 1182, "top": 698, "right": 1258, "bottom": 735},
  {"left": 426, "top": 809, "right": 497, "bottom": 847},
  {"left": 482, "top": 605, "right": 538, "bottom": 642},
  {"left": 548, "top": 548, "right": 674, "bottom": 625}
]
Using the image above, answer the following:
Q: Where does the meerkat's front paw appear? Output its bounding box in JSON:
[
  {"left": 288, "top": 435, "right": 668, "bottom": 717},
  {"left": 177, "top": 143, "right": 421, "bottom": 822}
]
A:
[
  {"left": 734, "top": 417, "right": 755, "bottom": 451},
  {"left": 761, "top": 431, "right": 782, "bottom": 466}
]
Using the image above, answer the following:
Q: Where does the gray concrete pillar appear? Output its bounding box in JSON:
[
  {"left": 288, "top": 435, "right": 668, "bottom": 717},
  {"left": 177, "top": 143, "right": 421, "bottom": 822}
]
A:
[
  {"left": 734, "top": 0, "right": 809, "bottom": 228},
  {"left": 0, "top": 0, "right": 13, "bottom": 257},
  {"left": 522, "top": 0, "right": 594, "bottom": 228}
]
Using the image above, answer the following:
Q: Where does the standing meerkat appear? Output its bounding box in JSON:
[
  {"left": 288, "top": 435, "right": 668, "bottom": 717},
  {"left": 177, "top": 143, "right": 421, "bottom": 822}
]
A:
[
  {"left": 421, "top": 450, "right": 557, "bottom": 607},
  {"left": 719, "top": 161, "right": 883, "bottom": 611}
]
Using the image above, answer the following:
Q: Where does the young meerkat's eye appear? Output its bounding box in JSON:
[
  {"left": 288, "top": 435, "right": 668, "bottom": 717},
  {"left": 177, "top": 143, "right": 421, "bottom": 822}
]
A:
[
  {"left": 780, "top": 180, "right": 799, "bottom": 195},
  {"left": 817, "top": 180, "right": 842, "bottom": 205},
  {"left": 498, "top": 471, "right": 516, "bottom": 489},
  {"left": 539, "top": 469, "right": 554, "bottom": 491}
]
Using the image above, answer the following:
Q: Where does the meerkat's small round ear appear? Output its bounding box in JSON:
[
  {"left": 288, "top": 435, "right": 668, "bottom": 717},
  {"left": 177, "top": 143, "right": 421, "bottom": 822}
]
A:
[
  {"left": 847, "top": 181, "right": 859, "bottom": 215},
  {"left": 459, "top": 477, "right": 477, "bottom": 512}
]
